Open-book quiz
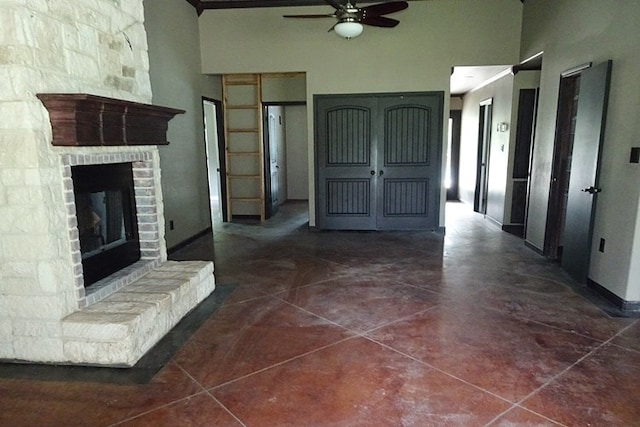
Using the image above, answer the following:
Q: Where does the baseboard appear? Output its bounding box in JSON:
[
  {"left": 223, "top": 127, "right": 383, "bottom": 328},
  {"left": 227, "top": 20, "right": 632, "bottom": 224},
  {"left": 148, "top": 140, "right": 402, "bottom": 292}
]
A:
[
  {"left": 524, "top": 240, "right": 544, "bottom": 256},
  {"left": 167, "top": 227, "right": 212, "bottom": 255},
  {"left": 231, "top": 214, "right": 261, "bottom": 221},
  {"left": 502, "top": 224, "right": 524, "bottom": 237},
  {"left": 587, "top": 278, "right": 640, "bottom": 313}
]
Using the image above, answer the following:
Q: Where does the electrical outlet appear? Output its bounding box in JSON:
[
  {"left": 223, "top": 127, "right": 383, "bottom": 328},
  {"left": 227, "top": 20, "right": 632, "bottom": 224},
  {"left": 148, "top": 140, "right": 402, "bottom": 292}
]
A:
[
  {"left": 599, "top": 238, "right": 605, "bottom": 253},
  {"left": 169, "top": 220, "right": 174, "bottom": 230}
]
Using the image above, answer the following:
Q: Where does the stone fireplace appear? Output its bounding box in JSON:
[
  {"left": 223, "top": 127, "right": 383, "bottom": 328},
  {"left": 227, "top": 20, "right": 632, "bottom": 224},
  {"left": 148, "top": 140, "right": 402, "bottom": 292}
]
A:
[{"left": 0, "top": 94, "right": 215, "bottom": 367}]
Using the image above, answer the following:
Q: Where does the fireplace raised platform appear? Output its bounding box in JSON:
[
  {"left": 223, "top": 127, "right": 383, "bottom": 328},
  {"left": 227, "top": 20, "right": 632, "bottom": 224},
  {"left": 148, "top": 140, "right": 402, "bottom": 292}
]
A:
[{"left": 62, "top": 261, "right": 214, "bottom": 367}]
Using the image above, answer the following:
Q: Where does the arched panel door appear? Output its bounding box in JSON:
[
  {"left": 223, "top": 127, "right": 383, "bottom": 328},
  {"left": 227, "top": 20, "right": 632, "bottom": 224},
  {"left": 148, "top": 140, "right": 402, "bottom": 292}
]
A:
[
  {"left": 315, "top": 98, "right": 377, "bottom": 230},
  {"left": 377, "top": 95, "right": 442, "bottom": 230},
  {"left": 315, "top": 92, "right": 442, "bottom": 230}
]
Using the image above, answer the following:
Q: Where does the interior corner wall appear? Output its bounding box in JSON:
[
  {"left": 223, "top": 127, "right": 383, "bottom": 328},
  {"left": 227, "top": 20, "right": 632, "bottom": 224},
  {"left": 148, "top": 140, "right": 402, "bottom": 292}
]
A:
[
  {"left": 521, "top": 0, "right": 640, "bottom": 301},
  {"left": 144, "top": 0, "right": 223, "bottom": 248},
  {"left": 458, "top": 72, "right": 514, "bottom": 225},
  {"left": 198, "top": 0, "right": 523, "bottom": 227},
  {"left": 285, "top": 105, "right": 309, "bottom": 200}
]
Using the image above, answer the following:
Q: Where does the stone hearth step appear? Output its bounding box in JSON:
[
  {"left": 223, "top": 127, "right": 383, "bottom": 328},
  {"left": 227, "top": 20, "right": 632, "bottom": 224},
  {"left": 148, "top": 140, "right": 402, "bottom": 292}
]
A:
[{"left": 61, "top": 260, "right": 214, "bottom": 367}]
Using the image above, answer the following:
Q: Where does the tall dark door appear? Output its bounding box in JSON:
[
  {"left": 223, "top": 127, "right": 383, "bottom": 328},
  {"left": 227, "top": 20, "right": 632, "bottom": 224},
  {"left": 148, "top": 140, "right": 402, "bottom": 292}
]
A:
[
  {"left": 561, "top": 60, "right": 612, "bottom": 283},
  {"left": 315, "top": 96, "right": 378, "bottom": 230},
  {"left": 315, "top": 93, "right": 442, "bottom": 230}
]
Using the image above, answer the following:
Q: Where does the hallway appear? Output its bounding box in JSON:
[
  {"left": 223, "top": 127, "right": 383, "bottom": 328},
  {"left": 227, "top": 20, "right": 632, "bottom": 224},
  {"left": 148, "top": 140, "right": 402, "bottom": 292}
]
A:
[{"left": 2, "top": 202, "right": 640, "bottom": 425}]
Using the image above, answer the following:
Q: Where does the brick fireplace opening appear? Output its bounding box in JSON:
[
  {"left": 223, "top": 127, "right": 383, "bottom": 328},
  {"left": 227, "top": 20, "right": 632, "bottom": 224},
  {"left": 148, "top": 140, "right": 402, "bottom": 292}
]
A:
[{"left": 62, "top": 150, "right": 164, "bottom": 308}]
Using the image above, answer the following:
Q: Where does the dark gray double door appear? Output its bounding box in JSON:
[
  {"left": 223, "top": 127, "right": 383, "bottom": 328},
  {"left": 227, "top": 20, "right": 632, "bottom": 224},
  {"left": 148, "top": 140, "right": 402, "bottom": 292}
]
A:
[{"left": 315, "top": 92, "right": 443, "bottom": 230}]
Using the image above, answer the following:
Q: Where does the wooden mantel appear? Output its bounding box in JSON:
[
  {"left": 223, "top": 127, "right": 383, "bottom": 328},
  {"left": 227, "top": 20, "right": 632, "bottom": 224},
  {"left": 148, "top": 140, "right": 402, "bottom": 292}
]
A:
[{"left": 37, "top": 93, "right": 185, "bottom": 147}]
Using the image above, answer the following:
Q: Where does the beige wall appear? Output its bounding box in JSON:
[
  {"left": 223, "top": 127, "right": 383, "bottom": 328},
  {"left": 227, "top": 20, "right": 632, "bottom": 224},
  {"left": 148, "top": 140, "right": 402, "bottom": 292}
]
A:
[
  {"left": 144, "top": 0, "right": 222, "bottom": 248},
  {"left": 522, "top": 1, "right": 640, "bottom": 300},
  {"left": 198, "top": 0, "right": 523, "bottom": 226}
]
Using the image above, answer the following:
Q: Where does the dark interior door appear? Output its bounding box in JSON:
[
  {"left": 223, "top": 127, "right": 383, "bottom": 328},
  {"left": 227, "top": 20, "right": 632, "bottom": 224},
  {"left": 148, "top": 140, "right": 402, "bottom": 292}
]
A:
[
  {"left": 315, "top": 96, "right": 378, "bottom": 230},
  {"left": 561, "top": 60, "right": 612, "bottom": 283},
  {"left": 315, "top": 93, "right": 442, "bottom": 230},
  {"left": 376, "top": 94, "right": 442, "bottom": 230}
]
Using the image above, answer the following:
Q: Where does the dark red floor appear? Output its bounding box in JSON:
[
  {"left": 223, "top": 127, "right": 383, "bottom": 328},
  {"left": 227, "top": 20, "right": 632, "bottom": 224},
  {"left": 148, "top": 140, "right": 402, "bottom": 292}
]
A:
[{"left": 1, "top": 202, "right": 639, "bottom": 426}]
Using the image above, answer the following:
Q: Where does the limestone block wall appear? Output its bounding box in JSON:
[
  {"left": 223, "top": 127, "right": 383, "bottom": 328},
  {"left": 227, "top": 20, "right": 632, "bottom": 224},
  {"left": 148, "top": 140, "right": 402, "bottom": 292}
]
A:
[{"left": 0, "top": 0, "right": 156, "bottom": 362}]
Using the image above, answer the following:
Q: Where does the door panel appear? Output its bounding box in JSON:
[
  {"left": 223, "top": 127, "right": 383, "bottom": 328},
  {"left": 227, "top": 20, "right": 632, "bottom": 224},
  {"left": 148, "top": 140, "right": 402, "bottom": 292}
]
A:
[
  {"left": 316, "top": 93, "right": 442, "bottom": 230},
  {"left": 561, "top": 60, "right": 612, "bottom": 283},
  {"left": 316, "top": 98, "right": 377, "bottom": 229},
  {"left": 377, "top": 96, "right": 441, "bottom": 230}
]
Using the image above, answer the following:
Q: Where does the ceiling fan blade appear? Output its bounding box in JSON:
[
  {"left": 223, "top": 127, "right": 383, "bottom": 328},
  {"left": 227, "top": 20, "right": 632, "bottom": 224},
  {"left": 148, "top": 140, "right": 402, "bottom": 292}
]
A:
[
  {"left": 283, "top": 13, "right": 336, "bottom": 18},
  {"left": 361, "top": 1, "right": 408, "bottom": 18},
  {"left": 324, "top": 0, "right": 346, "bottom": 11},
  {"left": 361, "top": 15, "right": 400, "bottom": 28}
]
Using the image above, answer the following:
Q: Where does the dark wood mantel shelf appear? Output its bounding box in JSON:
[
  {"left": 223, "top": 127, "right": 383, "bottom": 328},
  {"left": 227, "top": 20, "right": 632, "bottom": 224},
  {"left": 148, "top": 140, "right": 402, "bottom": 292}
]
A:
[{"left": 37, "top": 93, "right": 185, "bottom": 147}]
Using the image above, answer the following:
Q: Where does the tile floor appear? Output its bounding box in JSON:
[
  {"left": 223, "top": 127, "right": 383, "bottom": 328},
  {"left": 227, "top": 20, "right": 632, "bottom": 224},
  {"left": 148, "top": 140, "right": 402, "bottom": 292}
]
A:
[{"left": 2, "top": 201, "right": 640, "bottom": 426}]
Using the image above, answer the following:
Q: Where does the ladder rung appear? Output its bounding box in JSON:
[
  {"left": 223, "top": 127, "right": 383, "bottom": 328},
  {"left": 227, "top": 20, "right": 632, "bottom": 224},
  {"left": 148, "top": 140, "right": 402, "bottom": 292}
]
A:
[
  {"left": 226, "top": 105, "right": 259, "bottom": 110},
  {"left": 227, "top": 128, "right": 259, "bottom": 133},
  {"left": 228, "top": 174, "right": 261, "bottom": 179},
  {"left": 227, "top": 151, "right": 260, "bottom": 156}
]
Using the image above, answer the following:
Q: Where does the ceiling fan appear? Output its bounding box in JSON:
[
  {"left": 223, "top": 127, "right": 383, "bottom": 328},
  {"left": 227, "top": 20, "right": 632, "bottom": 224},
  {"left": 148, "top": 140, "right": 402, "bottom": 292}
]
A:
[{"left": 283, "top": 0, "right": 409, "bottom": 39}]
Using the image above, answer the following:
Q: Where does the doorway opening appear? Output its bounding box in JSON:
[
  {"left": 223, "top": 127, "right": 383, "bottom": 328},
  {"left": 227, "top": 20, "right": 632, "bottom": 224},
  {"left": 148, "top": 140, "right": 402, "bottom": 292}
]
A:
[
  {"left": 446, "top": 111, "right": 461, "bottom": 201},
  {"left": 263, "top": 102, "right": 309, "bottom": 220},
  {"left": 203, "top": 98, "right": 226, "bottom": 227}
]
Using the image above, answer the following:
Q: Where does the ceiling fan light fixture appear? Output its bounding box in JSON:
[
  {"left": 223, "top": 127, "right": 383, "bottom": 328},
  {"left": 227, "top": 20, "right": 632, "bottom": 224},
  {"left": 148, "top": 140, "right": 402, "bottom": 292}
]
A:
[{"left": 334, "top": 18, "right": 363, "bottom": 39}]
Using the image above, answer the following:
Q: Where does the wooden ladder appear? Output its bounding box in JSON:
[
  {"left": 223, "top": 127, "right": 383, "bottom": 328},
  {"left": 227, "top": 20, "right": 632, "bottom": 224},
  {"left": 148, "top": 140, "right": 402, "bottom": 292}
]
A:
[{"left": 222, "top": 74, "right": 265, "bottom": 221}]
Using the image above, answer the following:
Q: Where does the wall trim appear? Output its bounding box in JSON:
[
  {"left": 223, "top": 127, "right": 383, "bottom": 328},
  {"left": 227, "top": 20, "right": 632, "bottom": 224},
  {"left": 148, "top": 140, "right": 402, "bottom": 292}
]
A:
[
  {"left": 587, "top": 278, "right": 640, "bottom": 313},
  {"left": 167, "top": 227, "right": 212, "bottom": 254},
  {"left": 524, "top": 239, "right": 544, "bottom": 255},
  {"left": 502, "top": 224, "right": 524, "bottom": 237}
]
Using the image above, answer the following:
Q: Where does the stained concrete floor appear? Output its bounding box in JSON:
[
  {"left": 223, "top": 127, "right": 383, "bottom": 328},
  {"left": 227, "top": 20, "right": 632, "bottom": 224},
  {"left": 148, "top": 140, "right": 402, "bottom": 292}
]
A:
[{"left": 1, "top": 201, "right": 640, "bottom": 426}]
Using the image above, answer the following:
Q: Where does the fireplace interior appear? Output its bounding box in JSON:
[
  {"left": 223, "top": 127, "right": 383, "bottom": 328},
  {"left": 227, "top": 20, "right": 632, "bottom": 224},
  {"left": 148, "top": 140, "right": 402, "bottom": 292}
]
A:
[{"left": 72, "top": 162, "right": 141, "bottom": 286}]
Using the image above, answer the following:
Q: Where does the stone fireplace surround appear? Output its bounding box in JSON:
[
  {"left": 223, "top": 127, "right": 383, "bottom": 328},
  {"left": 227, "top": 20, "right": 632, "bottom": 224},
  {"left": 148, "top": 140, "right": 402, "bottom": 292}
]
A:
[{"left": 1, "top": 94, "right": 216, "bottom": 367}]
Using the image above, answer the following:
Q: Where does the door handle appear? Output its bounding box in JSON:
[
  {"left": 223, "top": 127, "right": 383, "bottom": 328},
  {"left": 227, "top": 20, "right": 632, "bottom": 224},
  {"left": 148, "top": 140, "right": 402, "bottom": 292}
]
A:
[
  {"left": 370, "top": 170, "right": 376, "bottom": 176},
  {"left": 581, "top": 186, "right": 602, "bottom": 194},
  {"left": 379, "top": 170, "right": 384, "bottom": 176}
]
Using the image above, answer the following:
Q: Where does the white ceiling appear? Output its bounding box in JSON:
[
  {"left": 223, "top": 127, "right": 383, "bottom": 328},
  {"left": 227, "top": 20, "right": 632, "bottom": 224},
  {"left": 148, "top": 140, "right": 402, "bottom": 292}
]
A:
[{"left": 450, "top": 65, "right": 512, "bottom": 96}]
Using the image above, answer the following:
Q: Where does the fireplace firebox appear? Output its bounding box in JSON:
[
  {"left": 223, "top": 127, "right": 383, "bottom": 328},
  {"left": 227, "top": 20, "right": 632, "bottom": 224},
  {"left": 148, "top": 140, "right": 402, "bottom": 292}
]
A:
[{"left": 72, "top": 162, "right": 140, "bottom": 286}]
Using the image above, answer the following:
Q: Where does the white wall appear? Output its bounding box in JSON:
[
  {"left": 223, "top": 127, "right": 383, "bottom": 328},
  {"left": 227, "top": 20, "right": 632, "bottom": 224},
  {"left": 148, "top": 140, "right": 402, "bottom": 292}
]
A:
[
  {"left": 285, "top": 104, "right": 309, "bottom": 200},
  {"left": 522, "top": 0, "right": 640, "bottom": 300},
  {"left": 144, "top": 0, "right": 222, "bottom": 248},
  {"left": 198, "top": 0, "right": 523, "bottom": 226}
]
